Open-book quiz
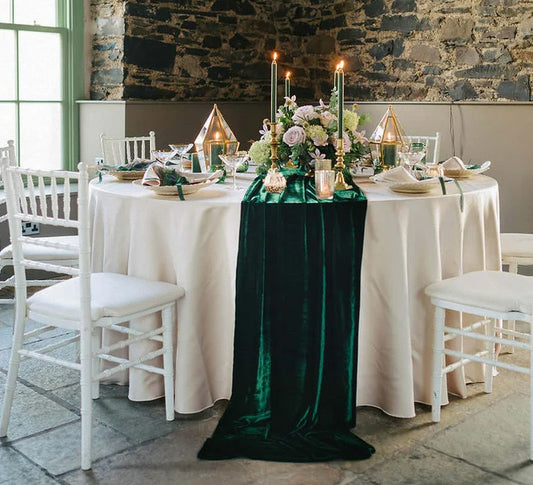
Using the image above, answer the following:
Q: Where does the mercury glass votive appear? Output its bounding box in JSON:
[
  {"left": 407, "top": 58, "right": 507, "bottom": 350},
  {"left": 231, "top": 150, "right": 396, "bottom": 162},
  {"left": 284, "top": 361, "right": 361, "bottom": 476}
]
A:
[{"left": 315, "top": 169, "right": 335, "bottom": 200}]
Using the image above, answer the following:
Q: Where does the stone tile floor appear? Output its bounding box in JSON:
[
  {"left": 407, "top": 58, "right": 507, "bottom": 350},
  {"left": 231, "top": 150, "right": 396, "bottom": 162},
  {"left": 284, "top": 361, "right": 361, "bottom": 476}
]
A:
[{"left": 0, "top": 304, "right": 532, "bottom": 484}]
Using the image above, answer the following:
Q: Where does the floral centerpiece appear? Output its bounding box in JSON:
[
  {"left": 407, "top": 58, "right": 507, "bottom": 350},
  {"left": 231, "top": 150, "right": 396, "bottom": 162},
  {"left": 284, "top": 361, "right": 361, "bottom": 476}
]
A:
[{"left": 249, "top": 91, "right": 369, "bottom": 175}]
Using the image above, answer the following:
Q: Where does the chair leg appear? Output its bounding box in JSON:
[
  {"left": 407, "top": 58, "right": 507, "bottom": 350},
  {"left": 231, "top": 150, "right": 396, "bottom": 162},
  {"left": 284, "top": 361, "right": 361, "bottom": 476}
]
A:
[
  {"left": 162, "top": 304, "right": 175, "bottom": 422},
  {"left": 0, "top": 312, "right": 27, "bottom": 436},
  {"left": 530, "top": 336, "right": 533, "bottom": 462},
  {"left": 485, "top": 319, "right": 495, "bottom": 394},
  {"left": 506, "top": 261, "right": 518, "bottom": 354},
  {"left": 91, "top": 330, "right": 100, "bottom": 400},
  {"left": 79, "top": 325, "right": 93, "bottom": 471},
  {"left": 432, "top": 306, "right": 446, "bottom": 423}
]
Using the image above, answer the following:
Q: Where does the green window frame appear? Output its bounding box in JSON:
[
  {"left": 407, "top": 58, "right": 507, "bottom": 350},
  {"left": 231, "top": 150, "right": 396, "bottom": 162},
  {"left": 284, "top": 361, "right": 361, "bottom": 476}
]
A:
[{"left": 0, "top": 0, "right": 84, "bottom": 171}]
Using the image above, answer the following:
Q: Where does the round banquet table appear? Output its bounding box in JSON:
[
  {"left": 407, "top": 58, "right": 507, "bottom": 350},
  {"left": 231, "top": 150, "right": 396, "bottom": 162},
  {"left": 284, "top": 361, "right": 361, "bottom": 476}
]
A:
[{"left": 89, "top": 173, "right": 500, "bottom": 418}]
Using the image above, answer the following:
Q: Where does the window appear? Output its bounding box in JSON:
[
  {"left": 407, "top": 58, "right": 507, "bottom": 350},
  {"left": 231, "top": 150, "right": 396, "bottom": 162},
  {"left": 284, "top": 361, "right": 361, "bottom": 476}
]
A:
[{"left": 0, "top": 0, "right": 83, "bottom": 170}]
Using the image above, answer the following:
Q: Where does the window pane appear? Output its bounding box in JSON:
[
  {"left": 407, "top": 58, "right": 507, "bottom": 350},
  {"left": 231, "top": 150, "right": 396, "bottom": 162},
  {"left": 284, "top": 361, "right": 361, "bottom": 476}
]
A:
[
  {"left": 0, "top": 103, "right": 17, "bottom": 145},
  {"left": 20, "top": 103, "right": 62, "bottom": 169},
  {"left": 0, "top": 0, "right": 11, "bottom": 23},
  {"left": 19, "top": 31, "right": 62, "bottom": 101},
  {"left": 0, "top": 30, "right": 16, "bottom": 100},
  {"left": 14, "top": 0, "right": 57, "bottom": 27}
]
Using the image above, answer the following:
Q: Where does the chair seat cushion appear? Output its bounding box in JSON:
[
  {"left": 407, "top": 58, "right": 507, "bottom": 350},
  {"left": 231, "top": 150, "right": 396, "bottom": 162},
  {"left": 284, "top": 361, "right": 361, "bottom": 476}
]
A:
[
  {"left": 501, "top": 233, "right": 533, "bottom": 259},
  {"left": 0, "top": 236, "right": 78, "bottom": 261},
  {"left": 425, "top": 270, "right": 533, "bottom": 315},
  {"left": 28, "top": 272, "right": 185, "bottom": 321}
]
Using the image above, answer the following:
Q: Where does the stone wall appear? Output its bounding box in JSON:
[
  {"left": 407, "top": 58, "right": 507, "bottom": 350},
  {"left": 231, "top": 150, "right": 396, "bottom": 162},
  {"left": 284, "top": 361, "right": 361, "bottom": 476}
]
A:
[{"left": 89, "top": 0, "right": 533, "bottom": 102}]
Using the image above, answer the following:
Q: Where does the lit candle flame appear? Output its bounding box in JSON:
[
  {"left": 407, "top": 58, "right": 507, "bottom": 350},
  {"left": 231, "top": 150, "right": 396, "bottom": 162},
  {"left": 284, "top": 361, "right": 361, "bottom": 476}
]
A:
[
  {"left": 285, "top": 71, "right": 291, "bottom": 79},
  {"left": 215, "top": 132, "right": 220, "bottom": 141},
  {"left": 273, "top": 52, "right": 278, "bottom": 61},
  {"left": 338, "top": 60, "right": 345, "bottom": 70}
]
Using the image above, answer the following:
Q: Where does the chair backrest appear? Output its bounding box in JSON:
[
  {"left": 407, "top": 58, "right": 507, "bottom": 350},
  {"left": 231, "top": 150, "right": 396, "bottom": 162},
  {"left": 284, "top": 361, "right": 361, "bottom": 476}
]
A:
[
  {"left": 100, "top": 131, "right": 156, "bottom": 165},
  {"left": 0, "top": 140, "right": 17, "bottom": 167},
  {"left": 1, "top": 161, "right": 89, "bottom": 313},
  {"left": 404, "top": 133, "right": 440, "bottom": 164}
]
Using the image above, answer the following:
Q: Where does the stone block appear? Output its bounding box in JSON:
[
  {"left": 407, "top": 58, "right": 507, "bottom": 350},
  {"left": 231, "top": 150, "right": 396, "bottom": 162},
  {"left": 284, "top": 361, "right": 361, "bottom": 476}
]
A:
[
  {"left": 497, "top": 49, "right": 513, "bottom": 64},
  {"left": 124, "top": 36, "right": 175, "bottom": 73},
  {"left": 394, "top": 59, "right": 415, "bottom": 70},
  {"left": 319, "top": 16, "right": 346, "bottom": 30},
  {"left": 293, "top": 21, "right": 318, "bottom": 36},
  {"left": 96, "top": 17, "right": 124, "bottom": 36},
  {"left": 423, "top": 65, "right": 441, "bottom": 75},
  {"left": 370, "top": 40, "right": 394, "bottom": 60},
  {"left": 456, "top": 64, "right": 506, "bottom": 78},
  {"left": 208, "top": 66, "right": 231, "bottom": 81},
  {"left": 448, "top": 80, "right": 478, "bottom": 100},
  {"left": 392, "top": 0, "right": 416, "bottom": 13},
  {"left": 498, "top": 76, "right": 530, "bottom": 101},
  {"left": 92, "top": 68, "right": 123, "bottom": 85},
  {"left": 211, "top": 0, "right": 256, "bottom": 15},
  {"left": 14, "top": 421, "right": 132, "bottom": 476},
  {"left": 409, "top": 45, "right": 441, "bottom": 63},
  {"left": 518, "top": 16, "right": 533, "bottom": 40},
  {"left": 382, "top": 15, "right": 421, "bottom": 32},
  {"left": 306, "top": 35, "right": 336, "bottom": 54},
  {"left": 202, "top": 35, "right": 222, "bottom": 49},
  {"left": 0, "top": 447, "right": 57, "bottom": 485},
  {"left": 337, "top": 28, "right": 365, "bottom": 42},
  {"left": 439, "top": 17, "right": 474, "bottom": 42},
  {"left": 0, "top": 373, "right": 78, "bottom": 441},
  {"left": 364, "top": 0, "right": 385, "bottom": 17},
  {"left": 456, "top": 47, "right": 481, "bottom": 65}
]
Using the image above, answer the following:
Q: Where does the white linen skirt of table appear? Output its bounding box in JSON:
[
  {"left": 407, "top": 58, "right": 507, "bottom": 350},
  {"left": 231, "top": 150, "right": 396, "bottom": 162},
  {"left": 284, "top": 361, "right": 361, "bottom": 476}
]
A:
[
  {"left": 357, "top": 176, "right": 500, "bottom": 417},
  {"left": 90, "top": 177, "right": 244, "bottom": 413},
  {"left": 89, "top": 175, "right": 500, "bottom": 418}
]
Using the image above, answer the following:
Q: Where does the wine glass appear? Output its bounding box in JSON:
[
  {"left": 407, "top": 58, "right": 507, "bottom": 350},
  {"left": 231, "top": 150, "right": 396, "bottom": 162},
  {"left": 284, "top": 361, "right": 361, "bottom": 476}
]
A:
[
  {"left": 151, "top": 148, "right": 179, "bottom": 166},
  {"left": 219, "top": 153, "right": 249, "bottom": 191},
  {"left": 399, "top": 145, "right": 427, "bottom": 176},
  {"left": 169, "top": 143, "right": 194, "bottom": 170}
]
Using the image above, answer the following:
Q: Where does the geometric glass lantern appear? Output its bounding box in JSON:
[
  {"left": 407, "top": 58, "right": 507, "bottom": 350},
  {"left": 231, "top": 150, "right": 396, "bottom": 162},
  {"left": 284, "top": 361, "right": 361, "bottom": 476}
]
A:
[
  {"left": 368, "top": 105, "right": 407, "bottom": 171},
  {"left": 194, "top": 104, "right": 239, "bottom": 171}
]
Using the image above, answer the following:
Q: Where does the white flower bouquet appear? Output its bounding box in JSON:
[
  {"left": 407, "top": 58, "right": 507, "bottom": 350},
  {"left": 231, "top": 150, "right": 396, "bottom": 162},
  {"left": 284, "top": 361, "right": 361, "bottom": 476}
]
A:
[{"left": 249, "top": 92, "right": 369, "bottom": 174}]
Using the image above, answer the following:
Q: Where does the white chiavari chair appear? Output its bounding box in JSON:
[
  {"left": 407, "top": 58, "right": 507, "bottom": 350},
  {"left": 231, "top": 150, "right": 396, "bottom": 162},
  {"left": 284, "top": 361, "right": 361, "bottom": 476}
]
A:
[
  {"left": 100, "top": 131, "right": 156, "bottom": 165},
  {"left": 0, "top": 161, "right": 184, "bottom": 470},
  {"left": 404, "top": 132, "right": 440, "bottom": 164},
  {"left": 426, "top": 270, "right": 533, "bottom": 460},
  {"left": 0, "top": 141, "right": 78, "bottom": 304}
]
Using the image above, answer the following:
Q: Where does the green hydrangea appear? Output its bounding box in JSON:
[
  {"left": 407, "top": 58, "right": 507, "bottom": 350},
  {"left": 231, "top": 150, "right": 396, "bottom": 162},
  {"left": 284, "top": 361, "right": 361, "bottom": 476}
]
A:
[
  {"left": 343, "top": 109, "right": 360, "bottom": 133},
  {"left": 248, "top": 140, "right": 271, "bottom": 165},
  {"left": 305, "top": 124, "right": 328, "bottom": 146}
]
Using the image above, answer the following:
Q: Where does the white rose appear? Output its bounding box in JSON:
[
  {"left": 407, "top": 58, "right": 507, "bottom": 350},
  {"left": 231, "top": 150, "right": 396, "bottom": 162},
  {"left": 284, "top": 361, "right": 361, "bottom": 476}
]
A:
[
  {"left": 282, "top": 126, "right": 307, "bottom": 147},
  {"left": 292, "top": 105, "right": 320, "bottom": 124},
  {"left": 320, "top": 111, "right": 336, "bottom": 128}
]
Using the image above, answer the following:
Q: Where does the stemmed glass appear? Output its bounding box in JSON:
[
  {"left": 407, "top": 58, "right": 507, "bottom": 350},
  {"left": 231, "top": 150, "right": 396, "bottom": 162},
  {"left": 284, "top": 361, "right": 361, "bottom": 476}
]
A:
[
  {"left": 169, "top": 143, "right": 194, "bottom": 170},
  {"left": 219, "top": 153, "right": 249, "bottom": 191},
  {"left": 151, "top": 148, "right": 179, "bottom": 165},
  {"left": 399, "top": 145, "right": 427, "bottom": 177}
]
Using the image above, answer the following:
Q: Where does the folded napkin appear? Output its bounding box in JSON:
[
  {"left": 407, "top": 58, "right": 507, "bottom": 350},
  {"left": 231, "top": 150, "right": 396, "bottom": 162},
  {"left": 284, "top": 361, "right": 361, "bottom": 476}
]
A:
[
  {"left": 371, "top": 166, "right": 438, "bottom": 185},
  {"left": 142, "top": 162, "right": 222, "bottom": 186},
  {"left": 101, "top": 158, "right": 153, "bottom": 171},
  {"left": 442, "top": 157, "right": 491, "bottom": 171}
]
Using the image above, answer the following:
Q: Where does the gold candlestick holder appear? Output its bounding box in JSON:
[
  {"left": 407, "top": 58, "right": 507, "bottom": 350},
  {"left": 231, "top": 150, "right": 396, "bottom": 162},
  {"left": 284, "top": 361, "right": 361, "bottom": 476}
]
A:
[
  {"left": 334, "top": 137, "right": 352, "bottom": 191},
  {"left": 264, "top": 121, "right": 287, "bottom": 193}
]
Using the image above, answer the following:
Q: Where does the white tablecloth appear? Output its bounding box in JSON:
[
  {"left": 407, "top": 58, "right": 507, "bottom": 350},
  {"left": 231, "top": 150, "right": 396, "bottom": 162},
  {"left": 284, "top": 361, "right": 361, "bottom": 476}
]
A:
[{"left": 89, "top": 174, "right": 500, "bottom": 417}]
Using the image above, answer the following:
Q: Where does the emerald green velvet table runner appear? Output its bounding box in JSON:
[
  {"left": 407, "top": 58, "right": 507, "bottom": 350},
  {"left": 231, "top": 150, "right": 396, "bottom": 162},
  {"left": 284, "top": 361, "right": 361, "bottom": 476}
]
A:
[{"left": 198, "top": 170, "right": 375, "bottom": 462}]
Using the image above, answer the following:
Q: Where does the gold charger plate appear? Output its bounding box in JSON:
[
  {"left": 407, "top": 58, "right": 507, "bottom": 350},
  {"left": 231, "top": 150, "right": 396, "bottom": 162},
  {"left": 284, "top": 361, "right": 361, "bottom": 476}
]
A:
[
  {"left": 443, "top": 166, "right": 490, "bottom": 179},
  {"left": 110, "top": 170, "right": 146, "bottom": 181},
  {"left": 132, "top": 178, "right": 219, "bottom": 196},
  {"left": 388, "top": 180, "right": 441, "bottom": 194}
]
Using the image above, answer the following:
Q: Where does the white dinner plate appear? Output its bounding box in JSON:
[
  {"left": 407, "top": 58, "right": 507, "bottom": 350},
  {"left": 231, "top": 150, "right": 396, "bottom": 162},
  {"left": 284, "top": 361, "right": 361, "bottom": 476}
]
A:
[{"left": 132, "top": 178, "right": 219, "bottom": 196}]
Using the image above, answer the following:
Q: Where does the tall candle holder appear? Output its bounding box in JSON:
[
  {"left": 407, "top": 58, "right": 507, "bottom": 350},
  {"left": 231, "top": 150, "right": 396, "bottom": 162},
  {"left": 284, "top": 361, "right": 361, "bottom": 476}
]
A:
[
  {"left": 264, "top": 121, "right": 286, "bottom": 193},
  {"left": 334, "top": 138, "right": 352, "bottom": 191}
]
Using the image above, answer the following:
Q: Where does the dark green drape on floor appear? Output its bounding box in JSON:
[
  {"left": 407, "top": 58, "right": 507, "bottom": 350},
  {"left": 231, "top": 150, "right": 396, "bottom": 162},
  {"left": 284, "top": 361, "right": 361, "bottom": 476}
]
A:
[{"left": 198, "top": 170, "right": 375, "bottom": 462}]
